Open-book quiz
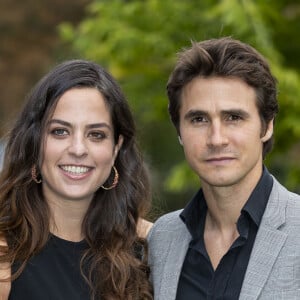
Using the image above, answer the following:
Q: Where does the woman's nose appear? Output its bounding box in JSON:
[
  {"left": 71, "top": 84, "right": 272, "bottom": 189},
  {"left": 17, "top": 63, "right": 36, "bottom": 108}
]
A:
[{"left": 68, "top": 134, "right": 88, "bottom": 157}]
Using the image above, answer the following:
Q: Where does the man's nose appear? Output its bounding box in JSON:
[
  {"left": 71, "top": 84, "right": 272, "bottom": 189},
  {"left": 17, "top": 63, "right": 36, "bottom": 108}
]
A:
[{"left": 206, "top": 121, "right": 228, "bottom": 147}]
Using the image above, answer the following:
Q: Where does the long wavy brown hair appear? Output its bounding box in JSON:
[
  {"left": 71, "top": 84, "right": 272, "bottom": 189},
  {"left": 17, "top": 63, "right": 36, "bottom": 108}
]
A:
[{"left": 0, "top": 60, "right": 153, "bottom": 299}]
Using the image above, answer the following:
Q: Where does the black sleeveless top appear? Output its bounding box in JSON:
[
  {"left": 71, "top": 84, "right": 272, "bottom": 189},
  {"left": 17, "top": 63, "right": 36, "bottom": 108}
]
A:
[{"left": 9, "top": 235, "right": 90, "bottom": 300}]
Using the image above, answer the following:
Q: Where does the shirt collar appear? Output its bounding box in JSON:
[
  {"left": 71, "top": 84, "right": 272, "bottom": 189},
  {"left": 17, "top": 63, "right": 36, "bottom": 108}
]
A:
[
  {"left": 180, "top": 166, "right": 273, "bottom": 237},
  {"left": 241, "top": 166, "right": 273, "bottom": 226},
  {"left": 180, "top": 189, "right": 206, "bottom": 239}
]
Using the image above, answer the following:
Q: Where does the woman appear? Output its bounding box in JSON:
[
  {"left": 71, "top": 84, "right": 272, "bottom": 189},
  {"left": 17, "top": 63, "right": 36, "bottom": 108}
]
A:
[{"left": 0, "top": 60, "right": 153, "bottom": 299}]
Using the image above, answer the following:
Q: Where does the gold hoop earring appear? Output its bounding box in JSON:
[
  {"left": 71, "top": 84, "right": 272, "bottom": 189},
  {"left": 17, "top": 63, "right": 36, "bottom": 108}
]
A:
[
  {"left": 31, "top": 165, "right": 42, "bottom": 184},
  {"left": 101, "top": 166, "right": 119, "bottom": 190}
]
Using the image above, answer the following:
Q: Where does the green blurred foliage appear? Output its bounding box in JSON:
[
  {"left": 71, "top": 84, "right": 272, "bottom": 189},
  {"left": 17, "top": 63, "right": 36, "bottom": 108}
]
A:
[{"left": 59, "top": 0, "right": 300, "bottom": 215}]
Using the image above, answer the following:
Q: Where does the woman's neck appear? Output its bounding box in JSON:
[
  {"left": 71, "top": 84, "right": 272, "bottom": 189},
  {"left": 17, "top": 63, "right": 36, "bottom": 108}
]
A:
[{"left": 47, "top": 198, "right": 89, "bottom": 242}]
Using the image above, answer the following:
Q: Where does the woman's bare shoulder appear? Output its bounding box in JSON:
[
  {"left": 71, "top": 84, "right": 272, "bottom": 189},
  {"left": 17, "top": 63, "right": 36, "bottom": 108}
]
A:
[
  {"left": 0, "top": 238, "right": 11, "bottom": 300},
  {"left": 137, "top": 218, "right": 153, "bottom": 239}
]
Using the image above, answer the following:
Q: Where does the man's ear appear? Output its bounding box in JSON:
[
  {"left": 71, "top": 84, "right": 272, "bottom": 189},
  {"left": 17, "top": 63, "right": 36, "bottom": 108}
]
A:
[
  {"left": 178, "top": 135, "right": 183, "bottom": 145},
  {"left": 261, "top": 119, "right": 274, "bottom": 142}
]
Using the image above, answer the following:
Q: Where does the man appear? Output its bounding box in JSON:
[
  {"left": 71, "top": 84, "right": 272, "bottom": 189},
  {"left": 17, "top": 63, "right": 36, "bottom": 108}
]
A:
[{"left": 148, "top": 37, "right": 300, "bottom": 300}]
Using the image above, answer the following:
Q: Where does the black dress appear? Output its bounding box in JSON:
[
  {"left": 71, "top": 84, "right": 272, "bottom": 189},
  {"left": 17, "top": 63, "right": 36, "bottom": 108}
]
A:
[{"left": 9, "top": 234, "right": 90, "bottom": 300}]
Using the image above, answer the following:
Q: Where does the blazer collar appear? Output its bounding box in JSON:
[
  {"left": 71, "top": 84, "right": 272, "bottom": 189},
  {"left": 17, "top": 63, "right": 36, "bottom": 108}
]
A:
[
  {"left": 158, "top": 223, "right": 191, "bottom": 300},
  {"left": 239, "top": 177, "right": 288, "bottom": 299}
]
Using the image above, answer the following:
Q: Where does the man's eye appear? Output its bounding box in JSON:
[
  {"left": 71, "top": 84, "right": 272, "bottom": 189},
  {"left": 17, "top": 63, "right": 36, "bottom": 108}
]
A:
[
  {"left": 228, "top": 115, "right": 242, "bottom": 121},
  {"left": 191, "top": 116, "right": 206, "bottom": 123}
]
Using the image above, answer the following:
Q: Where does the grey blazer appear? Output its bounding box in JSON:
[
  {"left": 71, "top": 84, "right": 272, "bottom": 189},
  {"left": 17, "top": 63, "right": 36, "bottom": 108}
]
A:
[{"left": 148, "top": 177, "right": 300, "bottom": 299}]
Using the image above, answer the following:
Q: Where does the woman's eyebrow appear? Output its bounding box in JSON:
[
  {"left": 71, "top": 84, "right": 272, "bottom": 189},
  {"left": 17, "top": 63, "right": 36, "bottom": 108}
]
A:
[{"left": 48, "top": 119, "right": 112, "bottom": 130}]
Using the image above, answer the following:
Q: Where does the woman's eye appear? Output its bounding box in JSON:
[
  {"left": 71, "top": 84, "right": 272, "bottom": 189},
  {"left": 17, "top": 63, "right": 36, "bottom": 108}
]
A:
[
  {"left": 51, "top": 128, "right": 68, "bottom": 136},
  {"left": 88, "top": 131, "right": 106, "bottom": 140}
]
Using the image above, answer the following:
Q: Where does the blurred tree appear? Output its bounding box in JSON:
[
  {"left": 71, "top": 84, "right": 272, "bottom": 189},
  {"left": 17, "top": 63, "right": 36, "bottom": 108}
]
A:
[
  {"left": 60, "top": 0, "right": 300, "bottom": 215},
  {"left": 0, "top": 0, "right": 90, "bottom": 136}
]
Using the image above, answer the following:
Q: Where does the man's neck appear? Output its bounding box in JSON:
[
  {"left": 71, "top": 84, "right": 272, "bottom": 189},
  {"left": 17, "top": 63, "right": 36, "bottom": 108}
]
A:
[
  {"left": 201, "top": 167, "right": 263, "bottom": 269},
  {"left": 202, "top": 167, "right": 263, "bottom": 230}
]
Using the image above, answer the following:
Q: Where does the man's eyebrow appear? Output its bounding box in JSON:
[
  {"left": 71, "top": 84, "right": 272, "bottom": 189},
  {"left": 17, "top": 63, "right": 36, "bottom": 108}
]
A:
[
  {"left": 221, "top": 109, "right": 250, "bottom": 118},
  {"left": 48, "top": 119, "right": 112, "bottom": 130},
  {"left": 183, "top": 110, "right": 208, "bottom": 120},
  {"left": 183, "top": 109, "right": 251, "bottom": 120}
]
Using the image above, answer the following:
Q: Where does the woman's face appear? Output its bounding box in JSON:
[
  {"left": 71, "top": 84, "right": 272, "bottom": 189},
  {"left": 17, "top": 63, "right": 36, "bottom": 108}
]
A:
[{"left": 40, "top": 87, "right": 123, "bottom": 205}]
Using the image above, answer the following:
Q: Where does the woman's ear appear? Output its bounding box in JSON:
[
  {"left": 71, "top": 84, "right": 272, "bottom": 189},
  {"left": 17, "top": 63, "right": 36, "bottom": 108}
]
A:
[
  {"left": 113, "top": 135, "right": 124, "bottom": 160},
  {"left": 261, "top": 119, "right": 274, "bottom": 142}
]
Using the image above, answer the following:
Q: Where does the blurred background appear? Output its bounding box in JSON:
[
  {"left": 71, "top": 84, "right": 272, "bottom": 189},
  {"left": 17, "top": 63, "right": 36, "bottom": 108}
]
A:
[{"left": 1, "top": 0, "right": 300, "bottom": 220}]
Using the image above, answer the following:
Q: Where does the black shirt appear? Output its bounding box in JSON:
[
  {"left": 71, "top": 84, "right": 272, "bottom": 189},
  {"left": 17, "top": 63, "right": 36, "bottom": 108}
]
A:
[
  {"left": 9, "top": 234, "right": 90, "bottom": 300},
  {"left": 9, "top": 235, "right": 146, "bottom": 300},
  {"left": 175, "top": 167, "right": 273, "bottom": 300}
]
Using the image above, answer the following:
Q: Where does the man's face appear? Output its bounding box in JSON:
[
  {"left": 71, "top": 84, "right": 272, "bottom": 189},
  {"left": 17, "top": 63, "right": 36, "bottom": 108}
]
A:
[{"left": 179, "top": 76, "right": 273, "bottom": 189}]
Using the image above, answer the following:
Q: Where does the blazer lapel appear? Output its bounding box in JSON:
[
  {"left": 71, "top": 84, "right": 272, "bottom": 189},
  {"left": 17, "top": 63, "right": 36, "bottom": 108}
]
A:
[
  {"left": 239, "top": 178, "right": 288, "bottom": 300},
  {"left": 159, "top": 228, "right": 191, "bottom": 300},
  {"left": 239, "top": 227, "right": 287, "bottom": 299}
]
